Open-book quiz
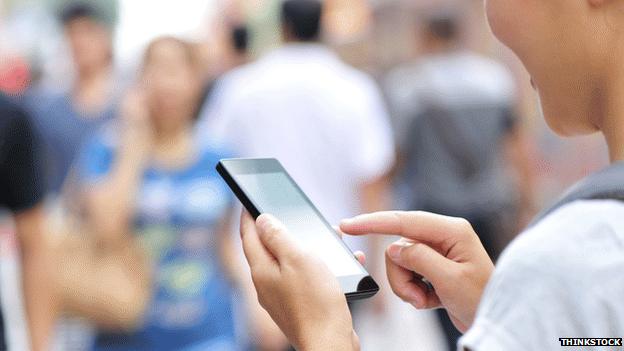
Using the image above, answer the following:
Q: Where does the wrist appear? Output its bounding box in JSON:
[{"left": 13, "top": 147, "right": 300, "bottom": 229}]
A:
[{"left": 297, "top": 323, "right": 356, "bottom": 351}]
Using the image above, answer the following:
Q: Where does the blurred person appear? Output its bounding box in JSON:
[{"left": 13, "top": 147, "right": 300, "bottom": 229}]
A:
[
  {"left": 227, "top": 24, "right": 251, "bottom": 70},
  {"left": 76, "top": 36, "right": 284, "bottom": 351},
  {"left": 197, "top": 4, "right": 402, "bottom": 347},
  {"left": 235, "top": 0, "right": 624, "bottom": 350},
  {"left": 196, "top": 23, "right": 251, "bottom": 125},
  {"left": 22, "top": 1, "right": 118, "bottom": 195},
  {"left": 200, "top": 0, "right": 394, "bottom": 278},
  {"left": 384, "top": 14, "right": 534, "bottom": 349},
  {"left": 0, "top": 93, "right": 58, "bottom": 350},
  {"left": 198, "top": 4, "right": 395, "bottom": 345}
]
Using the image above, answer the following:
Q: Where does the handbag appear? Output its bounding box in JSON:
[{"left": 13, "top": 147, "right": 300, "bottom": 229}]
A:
[{"left": 47, "top": 172, "right": 152, "bottom": 331}]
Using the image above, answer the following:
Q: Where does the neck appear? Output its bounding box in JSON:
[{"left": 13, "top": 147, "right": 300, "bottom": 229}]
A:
[
  {"left": 282, "top": 31, "right": 318, "bottom": 45},
  {"left": 77, "top": 63, "right": 110, "bottom": 88},
  {"left": 74, "top": 64, "right": 111, "bottom": 113},
  {"left": 599, "top": 56, "right": 624, "bottom": 163},
  {"left": 152, "top": 123, "right": 195, "bottom": 169},
  {"left": 153, "top": 123, "right": 190, "bottom": 146},
  {"left": 423, "top": 39, "right": 457, "bottom": 55}
]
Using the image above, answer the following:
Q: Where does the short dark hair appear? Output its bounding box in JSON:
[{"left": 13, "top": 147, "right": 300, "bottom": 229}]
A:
[
  {"left": 426, "top": 15, "right": 459, "bottom": 42},
  {"left": 281, "top": 0, "right": 322, "bottom": 42},
  {"left": 231, "top": 25, "right": 249, "bottom": 54},
  {"left": 59, "top": 2, "right": 106, "bottom": 26}
]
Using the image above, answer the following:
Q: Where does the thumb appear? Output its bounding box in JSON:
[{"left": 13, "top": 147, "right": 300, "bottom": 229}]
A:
[
  {"left": 256, "top": 214, "right": 298, "bottom": 262},
  {"left": 387, "top": 240, "right": 454, "bottom": 286}
]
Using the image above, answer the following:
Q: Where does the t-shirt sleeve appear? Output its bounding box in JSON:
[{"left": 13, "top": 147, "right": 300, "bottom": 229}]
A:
[{"left": 0, "top": 108, "right": 45, "bottom": 213}]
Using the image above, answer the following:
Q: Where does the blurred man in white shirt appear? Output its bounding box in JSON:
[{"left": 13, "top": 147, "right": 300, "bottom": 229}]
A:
[{"left": 199, "top": 0, "right": 394, "bottom": 253}]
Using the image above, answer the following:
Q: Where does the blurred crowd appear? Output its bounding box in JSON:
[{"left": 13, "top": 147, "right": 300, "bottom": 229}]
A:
[{"left": 0, "top": 0, "right": 610, "bottom": 351}]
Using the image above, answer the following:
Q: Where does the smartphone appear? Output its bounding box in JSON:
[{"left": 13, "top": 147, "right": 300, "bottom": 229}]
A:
[{"left": 216, "top": 158, "right": 379, "bottom": 300}]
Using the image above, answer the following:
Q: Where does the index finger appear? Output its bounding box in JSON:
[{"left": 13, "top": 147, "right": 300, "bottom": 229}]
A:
[{"left": 340, "top": 211, "right": 471, "bottom": 251}]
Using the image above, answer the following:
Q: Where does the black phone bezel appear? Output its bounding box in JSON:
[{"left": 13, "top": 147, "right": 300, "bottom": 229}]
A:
[{"left": 216, "top": 158, "right": 379, "bottom": 301}]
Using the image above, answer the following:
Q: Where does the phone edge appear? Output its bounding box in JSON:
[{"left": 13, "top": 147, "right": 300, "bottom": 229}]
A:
[{"left": 216, "top": 161, "right": 262, "bottom": 218}]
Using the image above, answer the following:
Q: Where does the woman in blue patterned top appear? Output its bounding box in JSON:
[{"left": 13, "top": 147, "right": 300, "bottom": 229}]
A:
[{"left": 75, "top": 37, "right": 285, "bottom": 351}]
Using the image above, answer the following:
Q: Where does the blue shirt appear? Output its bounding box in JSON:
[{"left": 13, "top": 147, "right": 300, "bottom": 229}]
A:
[
  {"left": 78, "top": 128, "right": 243, "bottom": 351},
  {"left": 22, "top": 90, "right": 116, "bottom": 194}
]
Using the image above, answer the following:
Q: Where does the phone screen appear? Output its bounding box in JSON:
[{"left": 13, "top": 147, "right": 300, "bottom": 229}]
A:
[{"left": 235, "top": 171, "right": 365, "bottom": 277}]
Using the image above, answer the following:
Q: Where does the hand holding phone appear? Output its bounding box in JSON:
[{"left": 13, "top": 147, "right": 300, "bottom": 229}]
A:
[
  {"left": 239, "top": 212, "right": 360, "bottom": 351},
  {"left": 217, "top": 158, "right": 379, "bottom": 300}
]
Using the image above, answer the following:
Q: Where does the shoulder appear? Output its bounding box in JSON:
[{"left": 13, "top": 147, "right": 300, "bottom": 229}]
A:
[
  {"left": 22, "top": 88, "right": 66, "bottom": 108},
  {"left": 455, "top": 52, "right": 512, "bottom": 79},
  {"left": 75, "top": 122, "right": 120, "bottom": 181},
  {"left": 324, "top": 62, "right": 384, "bottom": 108},
  {"left": 0, "top": 96, "right": 34, "bottom": 138},
  {"left": 488, "top": 199, "right": 624, "bottom": 299},
  {"left": 384, "top": 62, "right": 426, "bottom": 86},
  {"left": 461, "top": 52, "right": 515, "bottom": 95},
  {"left": 501, "top": 198, "right": 624, "bottom": 295},
  {"left": 503, "top": 199, "right": 624, "bottom": 269},
  {"left": 88, "top": 121, "right": 120, "bottom": 148},
  {"left": 214, "top": 61, "right": 266, "bottom": 103},
  {"left": 78, "top": 121, "right": 120, "bottom": 163},
  {"left": 195, "top": 140, "right": 235, "bottom": 167},
  {"left": 461, "top": 200, "right": 624, "bottom": 350},
  {"left": 0, "top": 94, "right": 26, "bottom": 117}
]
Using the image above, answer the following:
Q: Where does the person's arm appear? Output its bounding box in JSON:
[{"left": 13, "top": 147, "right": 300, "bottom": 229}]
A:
[
  {"left": 84, "top": 90, "right": 152, "bottom": 247},
  {"left": 14, "top": 205, "right": 58, "bottom": 351},
  {"left": 218, "top": 210, "right": 289, "bottom": 351},
  {"left": 2, "top": 108, "right": 57, "bottom": 351},
  {"left": 85, "top": 141, "right": 148, "bottom": 245}
]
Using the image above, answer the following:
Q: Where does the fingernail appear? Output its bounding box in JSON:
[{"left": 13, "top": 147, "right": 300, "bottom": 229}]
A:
[
  {"left": 388, "top": 244, "right": 402, "bottom": 260},
  {"left": 340, "top": 218, "right": 354, "bottom": 226}
]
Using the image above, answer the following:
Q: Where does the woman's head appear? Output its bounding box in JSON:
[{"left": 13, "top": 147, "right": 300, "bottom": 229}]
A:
[
  {"left": 485, "top": 0, "right": 624, "bottom": 136},
  {"left": 141, "top": 36, "right": 203, "bottom": 132}
]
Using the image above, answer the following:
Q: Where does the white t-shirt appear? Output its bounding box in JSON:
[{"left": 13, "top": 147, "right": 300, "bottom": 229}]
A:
[
  {"left": 459, "top": 199, "right": 624, "bottom": 350},
  {"left": 198, "top": 43, "right": 394, "bottom": 249}
]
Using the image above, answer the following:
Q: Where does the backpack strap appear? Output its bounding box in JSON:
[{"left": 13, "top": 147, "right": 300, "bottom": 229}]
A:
[{"left": 528, "top": 161, "right": 624, "bottom": 228}]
